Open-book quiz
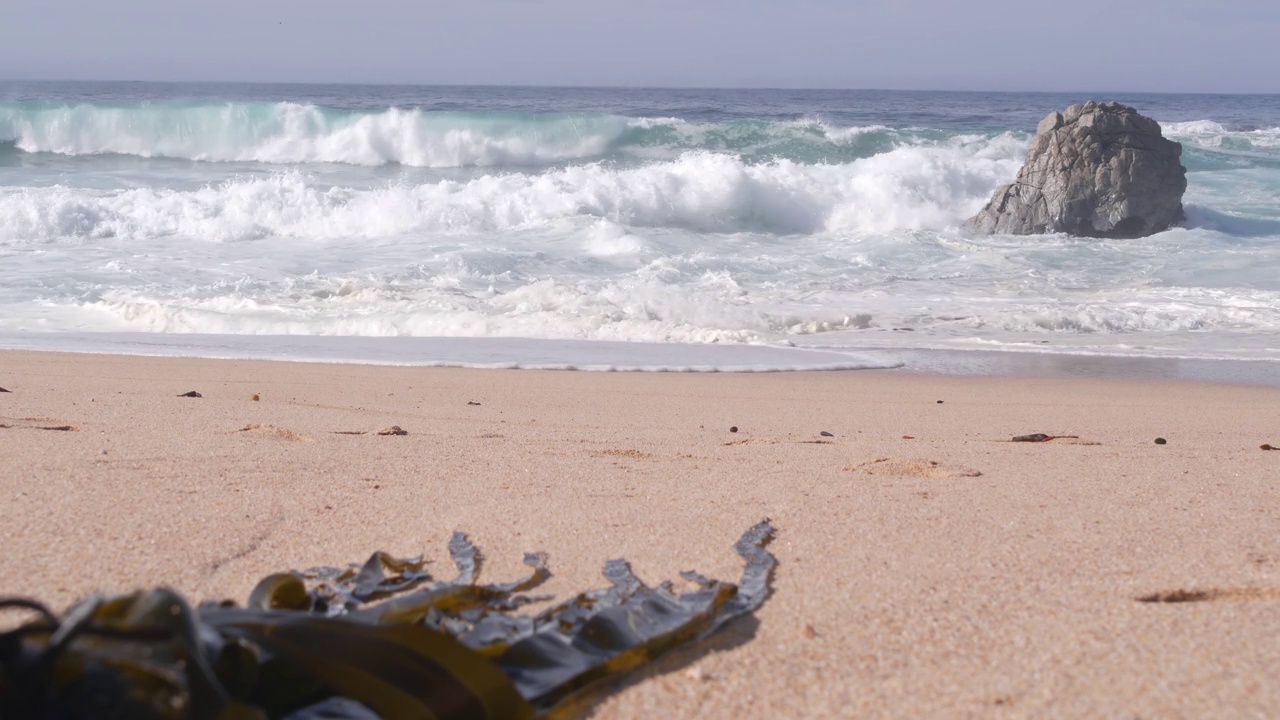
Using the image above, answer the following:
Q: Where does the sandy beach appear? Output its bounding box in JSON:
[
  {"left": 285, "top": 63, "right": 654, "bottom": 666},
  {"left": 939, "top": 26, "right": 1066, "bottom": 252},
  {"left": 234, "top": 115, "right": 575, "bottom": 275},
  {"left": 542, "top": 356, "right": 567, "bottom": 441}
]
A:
[{"left": 2, "top": 349, "right": 1279, "bottom": 718}]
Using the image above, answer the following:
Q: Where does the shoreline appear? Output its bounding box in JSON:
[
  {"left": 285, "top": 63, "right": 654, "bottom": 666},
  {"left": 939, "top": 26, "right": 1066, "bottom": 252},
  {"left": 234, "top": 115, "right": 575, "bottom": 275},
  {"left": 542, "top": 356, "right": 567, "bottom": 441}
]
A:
[
  {"left": 3, "top": 349, "right": 1279, "bottom": 716},
  {"left": 1, "top": 333, "right": 1277, "bottom": 387}
]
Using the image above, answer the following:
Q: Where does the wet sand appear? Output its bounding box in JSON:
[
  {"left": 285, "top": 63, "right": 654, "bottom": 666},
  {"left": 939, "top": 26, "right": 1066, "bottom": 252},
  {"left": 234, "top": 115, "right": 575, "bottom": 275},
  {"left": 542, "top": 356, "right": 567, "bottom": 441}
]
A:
[{"left": 2, "top": 349, "right": 1279, "bottom": 717}]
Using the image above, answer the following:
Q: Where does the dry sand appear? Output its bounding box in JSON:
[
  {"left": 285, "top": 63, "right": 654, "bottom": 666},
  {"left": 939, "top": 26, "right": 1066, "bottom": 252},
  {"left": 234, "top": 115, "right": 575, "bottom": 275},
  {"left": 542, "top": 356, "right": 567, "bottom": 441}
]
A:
[{"left": 2, "top": 349, "right": 1279, "bottom": 718}]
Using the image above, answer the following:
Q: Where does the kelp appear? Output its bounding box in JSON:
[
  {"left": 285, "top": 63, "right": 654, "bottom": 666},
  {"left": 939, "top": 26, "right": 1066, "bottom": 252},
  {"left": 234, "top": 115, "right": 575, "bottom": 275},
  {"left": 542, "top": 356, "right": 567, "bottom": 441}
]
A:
[{"left": 0, "top": 521, "right": 775, "bottom": 719}]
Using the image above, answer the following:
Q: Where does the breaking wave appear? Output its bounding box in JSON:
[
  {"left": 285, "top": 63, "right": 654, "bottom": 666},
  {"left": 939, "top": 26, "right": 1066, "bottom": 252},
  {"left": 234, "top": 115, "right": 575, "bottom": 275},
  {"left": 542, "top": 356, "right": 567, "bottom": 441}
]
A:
[
  {"left": 0, "top": 135, "right": 1027, "bottom": 243},
  {"left": 1162, "top": 120, "right": 1280, "bottom": 148},
  {"left": 0, "top": 101, "right": 938, "bottom": 167}
]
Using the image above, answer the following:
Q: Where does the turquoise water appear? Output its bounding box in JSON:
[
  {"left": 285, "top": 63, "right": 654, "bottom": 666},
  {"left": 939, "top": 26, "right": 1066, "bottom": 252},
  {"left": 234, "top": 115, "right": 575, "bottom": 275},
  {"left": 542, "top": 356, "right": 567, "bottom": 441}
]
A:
[{"left": 1, "top": 83, "right": 1278, "bottom": 370}]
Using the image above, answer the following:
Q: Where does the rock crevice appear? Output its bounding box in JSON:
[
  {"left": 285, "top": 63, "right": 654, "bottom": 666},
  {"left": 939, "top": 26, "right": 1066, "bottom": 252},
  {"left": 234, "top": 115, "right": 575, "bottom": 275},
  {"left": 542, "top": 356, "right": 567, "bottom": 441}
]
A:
[{"left": 968, "top": 101, "right": 1186, "bottom": 238}]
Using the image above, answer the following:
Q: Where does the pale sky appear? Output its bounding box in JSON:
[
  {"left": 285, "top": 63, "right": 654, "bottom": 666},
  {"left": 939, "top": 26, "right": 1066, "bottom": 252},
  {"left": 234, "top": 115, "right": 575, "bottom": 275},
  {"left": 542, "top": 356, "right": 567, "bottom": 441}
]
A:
[{"left": 3, "top": 0, "right": 1277, "bottom": 93}]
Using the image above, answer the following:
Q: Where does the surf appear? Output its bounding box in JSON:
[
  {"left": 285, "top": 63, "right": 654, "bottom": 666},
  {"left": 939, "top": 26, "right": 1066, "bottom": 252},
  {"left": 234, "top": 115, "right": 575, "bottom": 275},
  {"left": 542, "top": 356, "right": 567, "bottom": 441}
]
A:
[
  {"left": 1, "top": 100, "right": 963, "bottom": 167},
  {"left": 0, "top": 136, "right": 1028, "bottom": 244}
]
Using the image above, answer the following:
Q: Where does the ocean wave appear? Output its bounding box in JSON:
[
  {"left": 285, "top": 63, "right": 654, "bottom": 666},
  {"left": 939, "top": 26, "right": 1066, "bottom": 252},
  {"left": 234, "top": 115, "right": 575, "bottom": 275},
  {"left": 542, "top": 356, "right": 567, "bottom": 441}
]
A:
[
  {"left": 0, "top": 100, "right": 943, "bottom": 167},
  {"left": 0, "top": 138, "right": 1027, "bottom": 242},
  {"left": 0, "top": 102, "right": 626, "bottom": 167},
  {"left": 68, "top": 273, "right": 776, "bottom": 344},
  {"left": 1161, "top": 119, "right": 1280, "bottom": 158}
]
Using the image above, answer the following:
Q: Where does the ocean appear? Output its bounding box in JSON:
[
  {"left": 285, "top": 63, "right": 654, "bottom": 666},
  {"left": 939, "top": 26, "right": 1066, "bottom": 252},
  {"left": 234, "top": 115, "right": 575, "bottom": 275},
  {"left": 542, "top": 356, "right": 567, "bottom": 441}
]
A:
[{"left": 2, "top": 82, "right": 1278, "bottom": 374}]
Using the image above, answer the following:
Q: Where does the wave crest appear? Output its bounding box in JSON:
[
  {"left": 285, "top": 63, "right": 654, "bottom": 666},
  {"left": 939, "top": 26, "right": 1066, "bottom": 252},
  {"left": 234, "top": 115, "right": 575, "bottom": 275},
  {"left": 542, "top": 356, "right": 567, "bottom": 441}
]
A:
[
  {"left": 0, "top": 102, "right": 628, "bottom": 167},
  {"left": 0, "top": 138, "right": 1027, "bottom": 242},
  {"left": 0, "top": 100, "right": 977, "bottom": 167}
]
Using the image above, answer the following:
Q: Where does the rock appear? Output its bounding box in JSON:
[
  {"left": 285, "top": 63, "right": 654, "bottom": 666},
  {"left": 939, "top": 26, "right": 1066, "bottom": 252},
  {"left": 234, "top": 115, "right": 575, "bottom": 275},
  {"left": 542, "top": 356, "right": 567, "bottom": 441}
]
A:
[{"left": 968, "top": 101, "right": 1186, "bottom": 238}]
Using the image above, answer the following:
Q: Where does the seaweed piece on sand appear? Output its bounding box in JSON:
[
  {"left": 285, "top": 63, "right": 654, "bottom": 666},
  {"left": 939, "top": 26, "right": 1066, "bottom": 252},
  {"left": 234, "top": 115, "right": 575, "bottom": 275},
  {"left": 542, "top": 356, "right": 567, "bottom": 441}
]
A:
[{"left": 0, "top": 521, "right": 776, "bottom": 719}]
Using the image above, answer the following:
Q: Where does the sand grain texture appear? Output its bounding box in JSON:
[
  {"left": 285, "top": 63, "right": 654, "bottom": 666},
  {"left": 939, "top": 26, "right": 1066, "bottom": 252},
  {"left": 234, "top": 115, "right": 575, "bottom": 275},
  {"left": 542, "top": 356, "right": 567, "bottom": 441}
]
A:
[{"left": 2, "top": 349, "right": 1279, "bottom": 718}]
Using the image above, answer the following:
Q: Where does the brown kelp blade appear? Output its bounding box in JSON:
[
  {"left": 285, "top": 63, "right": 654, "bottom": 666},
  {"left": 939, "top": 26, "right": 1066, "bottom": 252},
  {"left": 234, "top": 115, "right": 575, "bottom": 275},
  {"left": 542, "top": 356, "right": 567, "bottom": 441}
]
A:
[
  {"left": 1, "top": 521, "right": 776, "bottom": 719},
  {"left": 494, "top": 519, "right": 777, "bottom": 712},
  {"left": 211, "top": 613, "right": 533, "bottom": 720},
  {"left": 0, "top": 590, "right": 257, "bottom": 720}
]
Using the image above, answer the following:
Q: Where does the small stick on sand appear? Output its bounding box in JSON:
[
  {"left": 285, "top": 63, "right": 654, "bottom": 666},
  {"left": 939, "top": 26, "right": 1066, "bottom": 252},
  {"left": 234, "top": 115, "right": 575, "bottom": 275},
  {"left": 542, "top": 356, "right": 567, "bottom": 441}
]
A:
[{"left": 1011, "top": 433, "right": 1079, "bottom": 443}]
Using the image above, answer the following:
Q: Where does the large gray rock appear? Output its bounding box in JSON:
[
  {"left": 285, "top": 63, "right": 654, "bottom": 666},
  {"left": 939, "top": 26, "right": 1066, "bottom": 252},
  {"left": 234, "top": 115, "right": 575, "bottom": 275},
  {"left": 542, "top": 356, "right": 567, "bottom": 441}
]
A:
[{"left": 968, "top": 101, "right": 1186, "bottom": 238}]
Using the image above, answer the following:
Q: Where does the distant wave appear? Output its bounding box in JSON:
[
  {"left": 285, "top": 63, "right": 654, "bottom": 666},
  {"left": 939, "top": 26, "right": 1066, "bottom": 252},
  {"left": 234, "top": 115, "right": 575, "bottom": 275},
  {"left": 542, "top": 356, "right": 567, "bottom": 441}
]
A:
[
  {"left": 0, "top": 137, "right": 1028, "bottom": 242},
  {"left": 0, "top": 102, "right": 623, "bottom": 167},
  {"left": 0, "top": 100, "right": 943, "bottom": 167},
  {"left": 1161, "top": 119, "right": 1280, "bottom": 158}
]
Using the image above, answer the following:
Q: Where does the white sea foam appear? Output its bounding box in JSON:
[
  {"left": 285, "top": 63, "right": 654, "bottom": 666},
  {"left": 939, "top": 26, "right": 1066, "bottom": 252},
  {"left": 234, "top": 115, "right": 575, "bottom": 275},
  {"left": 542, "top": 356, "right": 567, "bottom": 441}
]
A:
[
  {"left": 0, "top": 136, "right": 1026, "bottom": 244},
  {"left": 1161, "top": 119, "right": 1280, "bottom": 152},
  {"left": 0, "top": 331, "right": 900, "bottom": 372}
]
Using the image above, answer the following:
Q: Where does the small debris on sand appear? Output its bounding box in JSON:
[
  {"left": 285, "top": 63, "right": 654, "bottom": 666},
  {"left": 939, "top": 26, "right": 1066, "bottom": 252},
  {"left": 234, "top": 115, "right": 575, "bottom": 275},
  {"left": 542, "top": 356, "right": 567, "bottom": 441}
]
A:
[
  {"left": 1154, "top": 437, "right": 1167, "bottom": 445},
  {"left": 801, "top": 624, "right": 818, "bottom": 639},
  {"left": 251, "top": 394, "right": 260, "bottom": 401},
  {"left": 1, "top": 420, "right": 76, "bottom": 431},
  {"left": 0, "top": 386, "right": 10, "bottom": 393},
  {"left": 820, "top": 431, "right": 834, "bottom": 437},
  {"left": 1011, "top": 433, "right": 1078, "bottom": 443},
  {"left": 729, "top": 426, "right": 738, "bottom": 433},
  {"left": 233, "top": 424, "right": 310, "bottom": 442},
  {"left": 177, "top": 391, "right": 202, "bottom": 398},
  {"left": 333, "top": 426, "right": 408, "bottom": 436},
  {"left": 1137, "top": 587, "right": 1280, "bottom": 603},
  {"left": 936, "top": 400, "right": 943, "bottom": 404},
  {"left": 1261, "top": 444, "right": 1275, "bottom": 451},
  {"left": 467, "top": 401, "right": 481, "bottom": 406},
  {"left": 847, "top": 457, "right": 982, "bottom": 479},
  {"left": 902, "top": 435, "right": 914, "bottom": 440}
]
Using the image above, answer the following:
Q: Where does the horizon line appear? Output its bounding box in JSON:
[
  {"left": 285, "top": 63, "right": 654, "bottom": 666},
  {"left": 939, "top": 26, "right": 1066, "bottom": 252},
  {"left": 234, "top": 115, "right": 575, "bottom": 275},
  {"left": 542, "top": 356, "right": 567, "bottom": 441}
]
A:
[{"left": 2, "top": 77, "right": 1278, "bottom": 98}]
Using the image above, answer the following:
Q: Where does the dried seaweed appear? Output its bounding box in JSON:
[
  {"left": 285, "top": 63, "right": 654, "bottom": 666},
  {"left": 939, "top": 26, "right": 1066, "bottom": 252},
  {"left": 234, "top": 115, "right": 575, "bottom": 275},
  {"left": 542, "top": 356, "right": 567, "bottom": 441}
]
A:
[
  {"left": 0, "top": 521, "right": 775, "bottom": 719},
  {"left": 1010, "top": 433, "right": 1078, "bottom": 443}
]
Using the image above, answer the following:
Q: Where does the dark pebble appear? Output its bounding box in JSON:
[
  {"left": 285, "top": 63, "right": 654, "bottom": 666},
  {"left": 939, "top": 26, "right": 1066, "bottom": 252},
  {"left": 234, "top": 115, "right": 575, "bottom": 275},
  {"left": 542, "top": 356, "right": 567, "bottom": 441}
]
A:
[
  {"left": 468, "top": 401, "right": 481, "bottom": 406},
  {"left": 1154, "top": 437, "right": 1167, "bottom": 445},
  {"left": 729, "top": 426, "right": 738, "bottom": 433},
  {"left": 1262, "top": 444, "right": 1274, "bottom": 451},
  {"left": 820, "top": 431, "right": 834, "bottom": 437},
  {"left": 0, "top": 386, "right": 10, "bottom": 393},
  {"left": 936, "top": 400, "right": 943, "bottom": 404},
  {"left": 178, "top": 391, "right": 202, "bottom": 398}
]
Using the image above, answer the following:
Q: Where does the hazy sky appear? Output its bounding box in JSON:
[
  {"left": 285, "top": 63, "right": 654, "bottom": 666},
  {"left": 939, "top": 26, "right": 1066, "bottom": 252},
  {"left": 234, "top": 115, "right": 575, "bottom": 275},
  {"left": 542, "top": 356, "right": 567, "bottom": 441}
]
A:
[{"left": 4, "top": 0, "right": 1277, "bottom": 92}]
